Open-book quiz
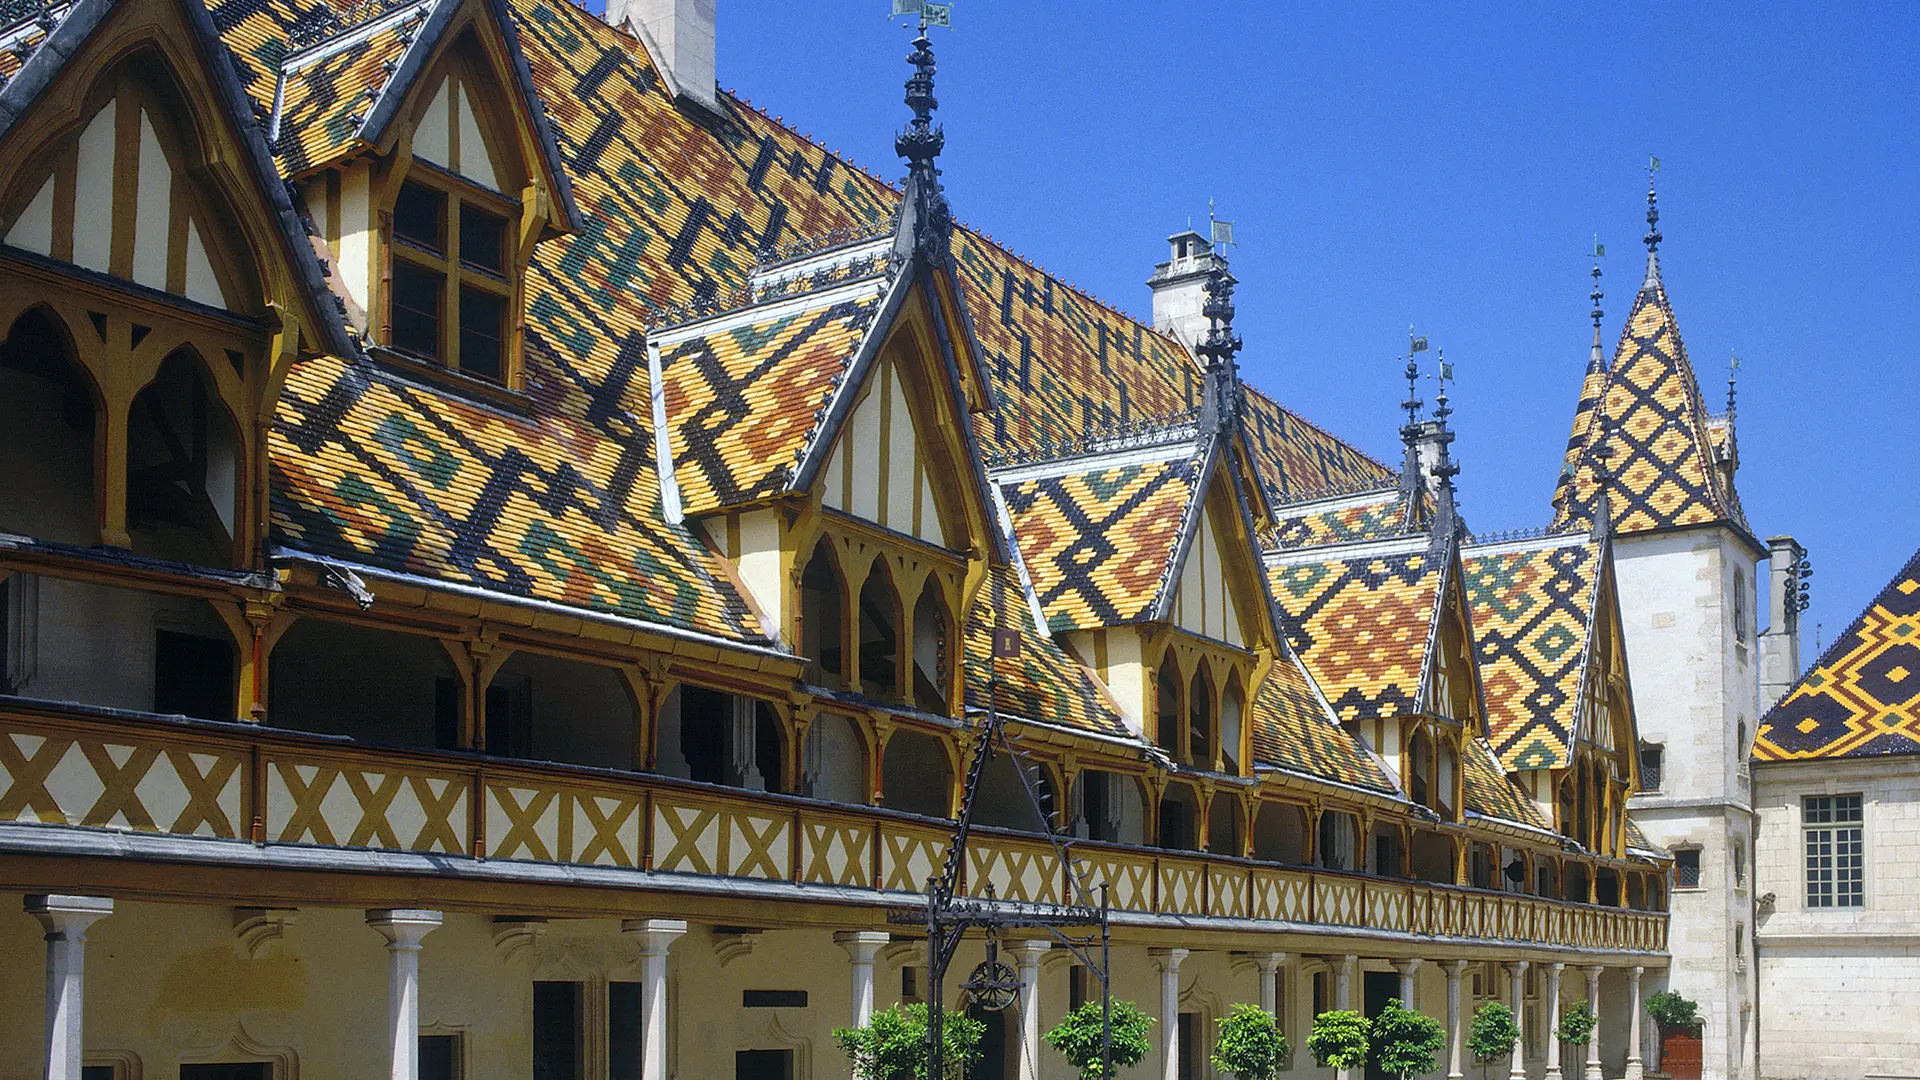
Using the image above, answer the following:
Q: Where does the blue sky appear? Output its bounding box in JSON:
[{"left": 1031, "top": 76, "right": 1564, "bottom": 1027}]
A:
[{"left": 701, "top": 1, "right": 1918, "bottom": 657}]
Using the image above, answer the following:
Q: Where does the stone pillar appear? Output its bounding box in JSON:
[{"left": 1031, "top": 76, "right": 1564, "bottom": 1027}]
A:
[
  {"left": 1443, "top": 960, "right": 1469, "bottom": 1080},
  {"left": 1544, "top": 963, "right": 1564, "bottom": 1080},
  {"left": 623, "top": 919, "right": 688, "bottom": 1080},
  {"left": 731, "top": 695, "right": 765, "bottom": 790},
  {"left": 1394, "top": 958, "right": 1423, "bottom": 1008},
  {"left": 1151, "top": 948, "right": 1189, "bottom": 1080},
  {"left": 1254, "top": 952, "right": 1286, "bottom": 1016},
  {"left": 26, "top": 896, "right": 113, "bottom": 1080},
  {"left": 1583, "top": 966, "right": 1604, "bottom": 1080},
  {"left": 366, "top": 909, "right": 443, "bottom": 1080},
  {"left": 1625, "top": 967, "right": 1645, "bottom": 1080},
  {"left": 834, "top": 931, "right": 890, "bottom": 1027},
  {"left": 1506, "top": 961, "right": 1529, "bottom": 1080},
  {"left": 1015, "top": 940, "right": 1051, "bottom": 1080},
  {"left": 1336, "top": 954, "right": 1358, "bottom": 1010}
]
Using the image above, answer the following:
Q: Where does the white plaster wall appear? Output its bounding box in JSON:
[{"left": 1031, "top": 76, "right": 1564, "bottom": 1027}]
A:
[
  {"left": 1753, "top": 759, "right": 1920, "bottom": 1080},
  {"left": 6, "top": 576, "right": 229, "bottom": 713}
]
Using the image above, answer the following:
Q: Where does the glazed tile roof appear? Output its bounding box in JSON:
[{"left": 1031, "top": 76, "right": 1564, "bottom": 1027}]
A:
[
  {"left": 656, "top": 279, "right": 886, "bottom": 515},
  {"left": 1756, "top": 545, "right": 1920, "bottom": 761},
  {"left": 0, "top": 7, "right": 61, "bottom": 82},
  {"left": 1552, "top": 259, "right": 1747, "bottom": 537},
  {"left": 1266, "top": 543, "right": 1445, "bottom": 723},
  {"left": 965, "top": 563, "right": 1129, "bottom": 739},
  {"left": 1241, "top": 386, "right": 1398, "bottom": 505},
  {"left": 1268, "top": 487, "right": 1417, "bottom": 551},
  {"left": 1462, "top": 535, "right": 1603, "bottom": 771},
  {"left": 1462, "top": 736, "right": 1548, "bottom": 830},
  {"left": 271, "top": 352, "right": 764, "bottom": 639},
  {"left": 997, "top": 449, "right": 1202, "bottom": 633},
  {"left": 1250, "top": 650, "right": 1395, "bottom": 792},
  {"left": 273, "top": 8, "right": 424, "bottom": 175},
  {"left": 1625, "top": 818, "right": 1657, "bottom": 854}
]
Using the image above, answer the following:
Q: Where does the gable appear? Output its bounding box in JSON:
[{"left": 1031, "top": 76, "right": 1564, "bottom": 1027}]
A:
[
  {"left": 1165, "top": 471, "right": 1271, "bottom": 651},
  {"left": 1425, "top": 567, "right": 1478, "bottom": 726},
  {"left": 819, "top": 348, "right": 951, "bottom": 549},
  {"left": 3, "top": 56, "right": 254, "bottom": 312},
  {"left": 406, "top": 48, "right": 511, "bottom": 191}
]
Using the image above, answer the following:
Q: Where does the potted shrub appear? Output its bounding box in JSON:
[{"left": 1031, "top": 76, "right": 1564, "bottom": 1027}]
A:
[
  {"left": 1307, "top": 1010, "right": 1371, "bottom": 1073},
  {"left": 1369, "top": 1000, "right": 1446, "bottom": 1080},
  {"left": 1646, "top": 990, "right": 1704, "bottom": 1080},
  {"left": 832, "top": 1002, "right": 985, "bottom": 1080},
  {"left": 1043, "top": 999, "right": 1154, "bottom": 1080},
  {"left": 1466, "top": 1001, "right": 1519, "bottom": 1080},
  {"left": 1211, "top": 1003, "right": 1289, "bottom": 1080}
]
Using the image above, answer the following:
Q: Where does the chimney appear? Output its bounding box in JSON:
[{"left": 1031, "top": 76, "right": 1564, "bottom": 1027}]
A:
[
  {"left": 608, "top": 0, "right": 719, "bottom": 117},
  {"left": 1759, "top": 534, "right": 1807, "bottom": 711},
  {"left": 1148, "top": 229, "right": 1224, "bottom": 350}
]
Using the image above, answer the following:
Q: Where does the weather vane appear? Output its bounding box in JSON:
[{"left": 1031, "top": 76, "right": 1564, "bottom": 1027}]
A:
[
  {"left": 1209, "top": 197, "right": 1236, "bottom": 249},
  {"left": 890, "top": 0, "right": 952, "bottom": 30}
]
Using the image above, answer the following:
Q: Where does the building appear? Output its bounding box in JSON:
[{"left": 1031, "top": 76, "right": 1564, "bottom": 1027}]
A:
[
  {"left": 1751, "top": 546, "right": 1920, "bottom": 1080},
  {"left": 0, "top": 1, "right": 1676, "bottom": 1079}
]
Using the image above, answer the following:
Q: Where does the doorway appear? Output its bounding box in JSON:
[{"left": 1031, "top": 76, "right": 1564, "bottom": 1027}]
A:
[
  {"left": 969, "top": 1002, "right": 1009, "bottom": 1080},
  {"left": 735, "top": 1050, "right": 792, "bottom": 1080},
  {"left": 1363, "top": 970, "right": 1400, "bottom": 1080}
]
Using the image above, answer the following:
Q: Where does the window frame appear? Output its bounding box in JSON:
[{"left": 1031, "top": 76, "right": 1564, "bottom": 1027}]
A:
[
  {"left": 384, "top": 163, "right": 520, "bottom": 389},
  {"left": 1673, "top": 847, "right": 1702, "bottom": 891},
  {"left": 1804, "top": 793, "right": 1864, "bottom": 909}
]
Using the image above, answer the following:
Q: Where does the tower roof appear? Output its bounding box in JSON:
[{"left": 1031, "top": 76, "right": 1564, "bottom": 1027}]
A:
[{"left": 1550, "top": 243, "right": 1748, "bottom": 539}]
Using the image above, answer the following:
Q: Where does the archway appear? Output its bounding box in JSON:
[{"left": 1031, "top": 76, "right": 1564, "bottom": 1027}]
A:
[
  {"left": 1188, "top": 662, "right": 1214, "bottom": 768},
  {"left": 805, "top": 712, "right": 867, "bottom": 805},
  {"left": 1251, "top": 802, "right": 1308, "bottom": 864},
  {"left": 911, "top": 578, "right": 951, "bottom": 713},
  {"left": 1155, "top": 660, "right": 1182, "bottom": 759},
  {"left": 1073, "top": 770, "right": 1146, "bottom": 845},
  {"left": 799, "top": 542, "right": 844, "bottom": 686},
  {"left": 126, "top": 348, "right": 242, "bottom": 566},
  {"left": 857, "top": 561, "right": 902, "bottom": 699},
  {"left": 881, "top": 729, "right": 952, "bottom": 818},
  {"left": 1157, "top": 783, "right": 1201, "bottom": 851},
  {"left": 1207, "top": 793, "right": 1243, "bottom": 856},
  {"left": 0, "top": 308, "right": 98, "bottom": 545}
]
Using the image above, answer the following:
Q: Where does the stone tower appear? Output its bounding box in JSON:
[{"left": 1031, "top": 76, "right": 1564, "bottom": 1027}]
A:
[{"left": 1552, "top": 190, "right": 1762, "bottom": 1080}]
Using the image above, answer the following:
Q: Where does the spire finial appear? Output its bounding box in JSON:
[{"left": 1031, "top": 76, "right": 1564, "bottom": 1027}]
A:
[
  {"left": 1397, "top": 334, "right": 1425, "bottom": 506},
  {"left": 1588, "top": 236, "right": 1606, "bottom": 374},
  {"left": 892, "top": 4, "right": 954, "bottom": 265},
  {"left": 1194, "top": 258, "right": 1243, "bottom": 433},
  {"left": 1590, "top": 414, "right": 1617, "bottom": 540},
  {"left": 1642, "top": 156, "right": 1664, "bottom": 292},
  {"left": 1727, "top": 352, "right": 1740, "bottom": 423},
  {"left": 1427, "top": 350, "right": 1462, "bottom": 551}
]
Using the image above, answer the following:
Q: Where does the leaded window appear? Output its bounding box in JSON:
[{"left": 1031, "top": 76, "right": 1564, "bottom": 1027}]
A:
[{"left": 1805, "top": 794, "right": 1864, "bottom": 908}]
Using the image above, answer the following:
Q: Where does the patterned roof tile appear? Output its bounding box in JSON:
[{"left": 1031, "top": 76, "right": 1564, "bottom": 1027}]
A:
[
  {"left": 1756, "top": 546, "right": 1920, "bottom": 761},
  {"left": 1242, "top": 385, "right": 1398, "bottom": 506},
  {"left": 1267, "top": 548, "right": 1442, "bottom": 723},
  {"left": 999, "top": 453, "right": 1200, "bottom": 633},
  {"left": 1269, "top": 487, "right": 1416, "bottom": 551},
  {"left": 965, "top": 563, "right": 1129, "bottom": 739},
  {"left": 1462, "top": 537, "right": 1601, "bottom": 771},
  {"left": 1463, "top": 735, "right": 1548, "bottom": 830},
  {"left": 274, "top": 14, "right": 419, "bottom": 175},
  {"left": 1250, "top": 651, "right": 1394, "bottom": 792}
]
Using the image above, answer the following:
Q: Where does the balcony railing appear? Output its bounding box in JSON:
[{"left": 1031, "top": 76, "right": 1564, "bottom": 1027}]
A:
[{"left": 0, "top": 699, "right": 1666, "bottom": 954}]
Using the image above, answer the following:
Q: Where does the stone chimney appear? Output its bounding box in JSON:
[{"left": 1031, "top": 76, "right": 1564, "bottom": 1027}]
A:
[
  {"left": 1148, "top": 229, "right": 1225, "bottom": 350},
  {"left": 608, "top": 0, "right": 719, "bottom": 117},
  {"left": 1759, "top": 534, "right": 1807, "bottom": 711}
]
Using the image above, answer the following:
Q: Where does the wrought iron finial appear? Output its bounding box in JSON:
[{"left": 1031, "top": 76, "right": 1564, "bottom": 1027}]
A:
[
  {"left": 1426, "top": 351, "right": 1462, "bottom": 551},
  {"left": 1644, "top": 158, "right": 1663, "bottom": 255},
  {"left": 1589, "top": 413, "right": 1618, "bottom": 540},
  {"left": 892, "top": 20, "right": 954, "bottom": 265},
  {"left": 1727, "top": 353, "right": 1741, "bottom": 424},
  {"left": 1588, "top": 237, "right": 1606, "bottom": 374},
  {"left": 1195, "top": 261, "right": 1243, "bottom": 435}
]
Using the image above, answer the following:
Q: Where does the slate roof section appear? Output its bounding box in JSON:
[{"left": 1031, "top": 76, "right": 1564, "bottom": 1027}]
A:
[
  {"left": 1241, "top": 385, "right": 1398, "bottom": 505},
  {"left": 1462, "top": 534, "right": 1603, "bottom": 771},
  {"left": 1250, "top": 649, "right": 1395, "bottom": 792},
  {"left": 655, "top": 278, "right": 888, "bottom": 516},
  {"left": 1552, "top": 263, "right": 1747, "bottom": 538},
  {"left": 1462, "top": 735, "right": 1548, "bottom": 830},
  {"left": 997, "top": 449, "right": 1203, "bottom": 633},
  {"left": 965, "top": 563, "right": 1130, "bottom": 739},
  {"left": 1266, "top": 542, "right": 1446, "bottom": 723},
  {"left": 273, "top": 6, "right": 423, "bottom": 175},
  {"left": 1756, "top": 546, "right": 1920, "bottom": 762}
]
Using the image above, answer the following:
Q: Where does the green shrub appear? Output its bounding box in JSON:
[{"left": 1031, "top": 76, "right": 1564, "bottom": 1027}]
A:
[
  {"left": 1556, "top": 1001, "right": 1598, "bottom": 1046},
  {"left": 831, "top": 1003, "right": 985, "bottom": 1080},
  {"left": 1646, "top": 990, "right": 1703, "bottom": 1034},
  {"left": 1307, "top": 1010, "right": 1370, "bottom": 1071},
  {"left": 1466, "top": 1001, "right": 1519, "bottom": 1080},
  {"left": 1369, "top": 1000, "right": 1446, "bottom": 1080},
  {"left": 1042, "top": 999, "right": 1154, "bottom": 1080},
  {"left": 1211, "top": 1004, "right": 1288, "bottom": 1080}
]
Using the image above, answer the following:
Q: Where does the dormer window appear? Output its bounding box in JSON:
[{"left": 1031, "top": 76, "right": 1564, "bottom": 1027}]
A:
[{"left": 387, "top": 176, "right": 516, "bottom": 385}]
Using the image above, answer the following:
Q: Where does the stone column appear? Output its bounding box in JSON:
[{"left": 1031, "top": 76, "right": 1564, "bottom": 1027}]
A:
[
  {"left": 1253, "top": 952, "right": 1286, "bottom": 1016},
  {"left": 834, "top": 931, "right": 890, "bottom": 1027},
  {"left": 1544, "top": 963, "right": 1564, "bottom": 1080},
  {"left": 1015, "top": 940, "right": 1051, "bottom": 1080},
  {"left": 1583, "top": 967, "right": 1604, "bottom": 1080},
  {"left": 730, "top": 695, "right": 765, "bottom": 790},
  {"left": 1443, "top": 960, "right": 1469, "bottom": 1080},
  {"left": 366, "top": 909, "right": 443, "bottom": 1080},
  {"left": 1394, "top": 958, "right": 1424, "bottom": 1008},
  {"left": 1505, "top": 961, "right": 1529, "bottom": 1080},
  {"left": 26, "top": 896, "right": 113, "bottom": 1080},
  {"left": 1625, "top": 967, "right": 1645, "bottom": 1080},
  {"left": 623, "top": 919, "right": 688, "bottom": 1080},
  {"left": 1336, "top": 955, "right": 1360, "bottom": 1080},
  {"left": 1150, "top": 948, "right": 1189, "bottom": 1080}
]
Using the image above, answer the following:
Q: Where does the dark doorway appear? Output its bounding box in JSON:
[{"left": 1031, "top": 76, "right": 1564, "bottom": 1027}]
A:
[
  {"left": 1363, "top": 970, "right": 1401, "bottom": 1080},
  {"left": 609, "top": 981, "right": 643, "bottom": 1080},
  {"left": 179, "top": 1066, "right": 271, "bottom": 1080},
  {"left": 734, "top": 1050, "right": 792, "bottom": 1080},
  {"left": 969, "top": 1003, "right": 1008, "bottom": 1080},
  {"left": 533, "top": 980, "right": 583, "bottom": 1080},
  {"left": 1178, "top": 1012, "right": 1200, "bottom": 1080},
  {"left": 153, "top": 629, "right": 234, "bottom": 721}
]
